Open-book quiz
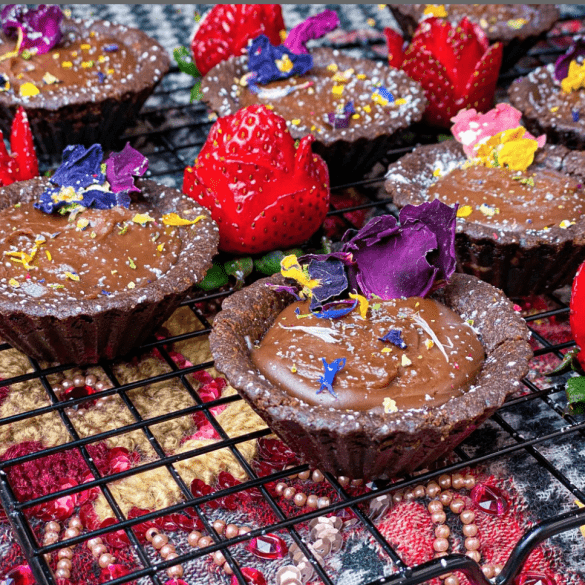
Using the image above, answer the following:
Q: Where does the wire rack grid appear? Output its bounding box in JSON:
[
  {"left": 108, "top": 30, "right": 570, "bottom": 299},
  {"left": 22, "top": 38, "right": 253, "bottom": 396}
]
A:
[{"left": 2, "top": 17, "right": 585, "bottom": 585}]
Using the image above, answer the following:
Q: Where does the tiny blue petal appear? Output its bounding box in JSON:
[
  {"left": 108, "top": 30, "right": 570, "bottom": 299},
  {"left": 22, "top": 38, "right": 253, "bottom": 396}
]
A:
[
  {"left": 379, "top": 329, "right": 407, "bottom": 349},
  {"left": 317, "top": 357, "right": 346, "bottom": 398},
  {"left": 573, "top": 109, "right": 580, "bottom": 122},
  {"left": 312, "top": 298, "right": 357, "bottom": 319}
]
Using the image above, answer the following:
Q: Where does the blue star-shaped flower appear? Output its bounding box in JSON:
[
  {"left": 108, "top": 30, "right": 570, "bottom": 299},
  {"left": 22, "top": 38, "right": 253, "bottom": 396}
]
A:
[
  {"left": 317, "top": 357, "right": 346, "bottom": 399},
  {"left": 379, "top": 329, "right": 407, "bottom": 349}
]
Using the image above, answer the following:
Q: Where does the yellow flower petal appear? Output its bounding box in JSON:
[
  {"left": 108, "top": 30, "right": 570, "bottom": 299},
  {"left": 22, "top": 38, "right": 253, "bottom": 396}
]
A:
[
  {"left": 162, "top": 213, "right": 205, "bottom": 226},
  {"left": 423, "top": 4, "right": 447, "bottom": 17},
  {"left": 280, "top": 255, "right": 319, "bottom": 290},
  {"left": 132, "top": 213, "right": 155, "bottom": 226},
  {"left": 498, "top": 138, "right": 538, "bottom": 171},
  {"left": 19, "top": 82, "right": 39, "bottom": 97},
  {"left": 383, "top": 397, "right": 398, "bottom": 413},
  {"left": 349, "top": 292, "right": 369, "bottom": 319},
  {"left": 457, "top": 205, "right": 473, "bottom": 218}
]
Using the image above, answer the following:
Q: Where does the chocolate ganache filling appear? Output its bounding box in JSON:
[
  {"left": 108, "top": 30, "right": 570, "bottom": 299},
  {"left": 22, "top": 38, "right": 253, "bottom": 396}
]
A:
[
  {"left": 0, "top": 201, "right": 181, "bottom": 300},
  {"left": 252, "top": 296, "right": 484, "bottom": 411},
  {"left": 427, "top": 164, "right": 585, "bottom": 232}
]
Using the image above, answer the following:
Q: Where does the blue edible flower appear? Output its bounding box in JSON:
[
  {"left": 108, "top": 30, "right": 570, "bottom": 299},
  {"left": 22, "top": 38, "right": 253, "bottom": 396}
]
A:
[
  {"left": 379, "top": 329, "right": 407, "bottom": 349},
  {"left": 247, "top": 34, "right": 313, "bottom": 85},
  {"left": 51, "top": 144, "right": 105, "bottom": 189},
  {"left": 317, "top": 357, "right": 346, "bottom": 398}
]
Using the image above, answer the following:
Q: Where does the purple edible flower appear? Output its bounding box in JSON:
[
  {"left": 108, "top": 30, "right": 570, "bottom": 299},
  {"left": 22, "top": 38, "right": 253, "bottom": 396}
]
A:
[
  {"left": 247, "top": 34, "right": 313, "bottom": 85},
  {"left": 105, "top": 142, "right": 148, "bottom": 194},
  {"left": 1, "top": 4, "right": 63, "bottom": 55},
  {"left": 80, "top": 189, "right": 130, "bottom": 210},
  {"left": 97, "top": 72, "right": 106, "bottom": 84},
  {"left": 379, "top": 329, "right": 407, "bottom": 349},
  {"left": 317, "top": 357, "right": 346, "bottom": 398},
  {"left": 103, "top": 43, "right": 119, "bottom": 52},
  {"left": 555, "top": 37, "right": 585, "bottom": 82},
  {"left": 326, "top": 101, "right": 355, "bottom": 129},
  {"left": 283, "top": 9, "right": 340, "bottom": 55},
  {"left": 341, "top": 199, "right": 457, "bottom": 299},
  {"left": 51, "top": 144, "right": 105, "bottom": 189},
  {"left": 573, "top": 109, "right": 580, "bottom": 122},
  {"left": 267, "top": 283, "right": 302, "bottom": 300},
  {"left": 307, "top": 256, "right": 349, "bottom": 309}
]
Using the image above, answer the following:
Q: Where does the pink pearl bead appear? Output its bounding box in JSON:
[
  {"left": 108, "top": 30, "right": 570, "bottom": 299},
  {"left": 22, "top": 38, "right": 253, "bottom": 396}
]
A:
[
  {"left": 428, "top": 500, "right": 443, "bottom": 514},
  {"left": 57, "top": 559, "right": 72, "bottom": 571},
  {"left": 450, "top": 499, "right": 465, "bottom": 514},
  {"left": 283, "top": 487, "right": 296, "bottom": 500},
  {"left": 91, "top": 544, "right": 107, "bottom": 558},
  {"left": 64, "top": 527, "right": 79, "bottom": 539},
  {"left": 435, "top": 525, "right": 450, "bottom": 539},
  {"left": 160, "top": 544, "right": 176, "bottom": 558},
  {"left": 61, "top": 379, "right": 73, "bottom": 389},
  {"left": 439, "top": 491, "right": 453, "bottom": 506},
  {"left": 462, "top": 524, "right": 478, "bottom": 537},
  {"left": 460, "top": 510, "right": 476, "bottom": 525},
  {"left": 225, "top": 525, "right": 239, "bottom": 539},
  {"left": 212, "top": 520, "right": 226, "bottom": 535},
  {"left": 238, "top": 526, "right": 251, "bottom": 535},
  {"left": 466, "top": 550, "right": 481, "bottom": 563},
  {"left": 275, "top": 482, "right": 286, "bottom": 496},
  {"left": 98, "top": 553, "right": 115, "bottom": 568},
  {"left": 403, "top": 490, "right": 415, "bottom": 502},
  {"left": 58, "top": 548, "right": 73, "bottom": 560},
  {"left": 68, "top": 517, "right": 83, "bottom": 530},
  {"left": 294, "top": 492, "right": 307, "bottom": 507},
  {"left": 414, "top": 485, "right": 426, "bottom": 498},
  {"left": 452, "top": 474, "right": 465, "bottom": 490},
  {"left": 95, "top": 380, "right": 107, "bottom": 391},
  {"left": 317, "top": 497, "right": 330, "bottom": 509},
  {"left": 392, "top": 491, "right": 404, "bottom": 504},
  {"left": 198, "top": 536, "right": 213, "bottom": 548},
  {"left": 167, "top": 565, "right": 184, "bottom": 578},
  {"left": 426, "top": 482, "right": 441, "bottom": 498},
  {"left": 44, "top": 532, "right": 59, "bottom": 544},
  {"left": 85, "top": 375, "right": 97, "bottom": 386},
  {"left": 145, "top": 527, "right": 159, "bottom": 542},
  {"left": 298, "top": 470, "right": 311, "bottom": 480},
  {"left": 482, "top": 564, "right": 495, "bottom": 579},
  {"left": 73, "top": 375, "right": 85, "bottom": 387},
  {"left": 337, "top": 476, "right": 350, "bottom": 487},
  {"left": 445, "top": 576, "right": 460, "bottom": 585},
  {"left": 306, "top": 495, "right": 319, "bottom": 509},
  {"left": 464, "top": 474, "right": 476, "bottom": 489},
  {"left": 87, "top": 537, "right": 103, "bottom": 549},
  {"left": 312, "top": 470, "right": 324, "bottom": 483},
  {"left": 431, "top": 512, "right": 446, "bottom": 524},
  {"left": 187, "top": 531, "right": 201, "bottom": 547},
  {"left": 438, "top": 474, "right": 451, "bottom": 489},
  {"left": 166, "top": 553, "right": 178, "bottom": 561},
  {"left": 223, "top": 561, "right": 234, "bottom": 575},
  {"left": 55, "top": 569, "right": 70, "bottom": 579},
  {"left": 494, "top": 564, "right": 503, "bottom": 576},
  {"left": 433, "top": 538, "right": 449, "bottom": 552},
  {"left": 465, "top": 537, "right": 481, "bottom": 551},
  {"left": 46, "top": 521, "right": 61, "bottom": 533},
  {"left": 152, "top": 533, "right": 169, "bottom": 549},
  {"left": 213, "top": 551, "right": 226, "bottom": 565}
]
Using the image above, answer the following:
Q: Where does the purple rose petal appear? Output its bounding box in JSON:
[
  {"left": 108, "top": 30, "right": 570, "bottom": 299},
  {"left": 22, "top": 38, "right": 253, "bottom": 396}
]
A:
[
  {"left": 284, "top": 9, "right": 340, "bottom": 55},
  {"left": 317, "top": 357, "right": 346, "bottom": 398},
  {"left": 248, "top": 34, "right": 313, "bottom": 85},
  {"left": 341, "top": 200, "right": 457, "bottom": 299},
  {"left": 555, "top": 37, "right": 585, "bottom": 82},
  {"left": 105, "top": 143, "right": 148, "bottom": 194},
  {"left": 1, "top": 4, "right": 63, "bottom": 55}
]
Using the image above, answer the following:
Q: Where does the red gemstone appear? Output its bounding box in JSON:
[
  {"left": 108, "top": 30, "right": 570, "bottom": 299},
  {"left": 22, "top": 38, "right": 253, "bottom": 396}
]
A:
[
  {"left": 79, "top": 502, "right": 100, "bottom": 530},
  {"left": 231, "top": 568, "right": 266, "bottom": 585},
  {"left": 248, "top": 533, "right": 288, "bottom": 560},
  {"left": 514, "top": 572, "right": 556, "bottom": 585},
  {"left": 3, "top": 565, "right": 34, "bottom": 585},
  {"left": 470, "top": 484, "right": 509, "bottom": 516},
  {"left": 63, "top": 384, "right": 97, "bottom": 401},
  {"left": 99, "top": 564, "right": 130, "bottom": 582}
]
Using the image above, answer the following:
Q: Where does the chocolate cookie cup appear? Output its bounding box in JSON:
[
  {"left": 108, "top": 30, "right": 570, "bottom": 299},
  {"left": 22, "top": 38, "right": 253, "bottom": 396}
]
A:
[
  {"left": 200, "top": 48, "right": 426, "bottom": 182},
  {"left": 385, "top": 141, "right": 585, "bottom": 297},
  {"left": 0, "top": 178, "right": 219, "bottom": 365},
  {"left": 210, "top": 273, "right": 531, "bottom": 480},
  {"left": 0, "top": 18, "right": 170, "bottom": 157},
  {"left": 508, "top": 64, "right": 585, "bottom": 150},
  {"left": 388, "top": 4, "right": 559, "bottom": 71}
]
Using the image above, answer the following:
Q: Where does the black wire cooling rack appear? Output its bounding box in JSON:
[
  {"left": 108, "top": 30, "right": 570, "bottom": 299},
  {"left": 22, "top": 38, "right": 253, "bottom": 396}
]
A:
[{"left": 3, "top": 17, "right": 585, "bottom": 585}]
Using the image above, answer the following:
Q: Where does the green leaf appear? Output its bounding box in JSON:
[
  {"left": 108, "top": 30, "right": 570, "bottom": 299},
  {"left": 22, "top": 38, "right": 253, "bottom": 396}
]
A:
[
  {"left": 173, "top": 46, "right": 201, "bottom": 78},
  {"left": 224, "top": 257, "right": 254, "bottom": 289},
  {"left": 566, "top": 376, "right": 585, "bottom": 415},
  {"left": 546, "top": 347, "right": 582, "bottom": 377},
  {"left": 196, "top": 263, "right": 228, "bottom": 291},
  {"left": 255, "top": 250, "right": 286, "bottom": 275},
  {"left": 190, "top": 80, "right": 203, "bottom": 103}
]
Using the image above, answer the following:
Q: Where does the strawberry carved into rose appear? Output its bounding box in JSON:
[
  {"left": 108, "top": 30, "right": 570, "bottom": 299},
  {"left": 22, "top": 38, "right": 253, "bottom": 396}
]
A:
[{"left": 385, "top": 17, "right": 503, "bottom": 127}]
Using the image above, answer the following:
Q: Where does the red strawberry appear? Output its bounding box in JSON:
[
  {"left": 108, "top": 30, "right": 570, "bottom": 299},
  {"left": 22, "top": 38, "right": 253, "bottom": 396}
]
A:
[
  {"left": 191, "top": 4, "right": 285, "bottom": 76},
  {"left": 401, "top": 17, "right": 503, "bottom": 127},
  {"left": 183, "top": 105, "right": 330, "bottom": 255},
  {"left": 10, "top": 106, "right": 38, "bottom": 181},
  {"left": 384, "top": 27, "right": 405, "bottom": 68}
]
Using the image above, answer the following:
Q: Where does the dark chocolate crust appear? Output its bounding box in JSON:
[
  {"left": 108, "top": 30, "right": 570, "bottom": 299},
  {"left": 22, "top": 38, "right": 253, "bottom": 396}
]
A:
[
  {"left": 210, "top": 273, "right": 532, "bottom": 480},
  {"left": 508, "top": 64, "right": 585, "bottom": 150},
  {"left": 384, "top": 140, "right": 585, "bottom": 296},
  {"left": 388, "top": 4, "right": 559, "bottom": 71},
  {"left": 0, "top": 19, "right": 171, "bottom": 156},
  {"left": 0, "top": 178, "right": 219, "bottom": 364},
  {"left": 200, "top": 48, "right": 426, "bottom": 181}
]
